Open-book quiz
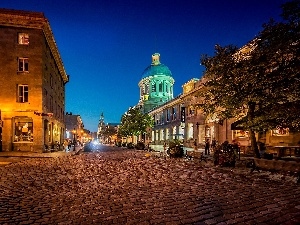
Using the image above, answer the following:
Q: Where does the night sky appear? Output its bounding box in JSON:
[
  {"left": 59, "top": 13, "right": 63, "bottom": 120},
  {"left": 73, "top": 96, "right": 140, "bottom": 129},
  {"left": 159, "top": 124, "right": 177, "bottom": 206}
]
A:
[{"left": 1, "top": 0, "right": 288, "bottom": 131}]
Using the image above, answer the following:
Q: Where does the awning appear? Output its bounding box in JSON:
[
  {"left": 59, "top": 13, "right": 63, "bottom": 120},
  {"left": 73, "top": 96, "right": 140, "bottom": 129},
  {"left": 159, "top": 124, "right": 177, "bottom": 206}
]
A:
[{"left": 231, "top": 120, "right": 244, "bottom": 130}]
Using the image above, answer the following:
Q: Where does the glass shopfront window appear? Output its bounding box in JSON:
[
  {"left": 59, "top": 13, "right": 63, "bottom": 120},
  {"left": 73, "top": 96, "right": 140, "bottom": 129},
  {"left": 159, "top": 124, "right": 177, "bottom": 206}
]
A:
[
  {"left": 14, "top": 118, "right": 33, "bottom": 142},
  {"left": 272, "top": 128, "right": 289, "bottom": 136},
  {"left": 233, "top": 130, "right": 249, "bottom": 138}
]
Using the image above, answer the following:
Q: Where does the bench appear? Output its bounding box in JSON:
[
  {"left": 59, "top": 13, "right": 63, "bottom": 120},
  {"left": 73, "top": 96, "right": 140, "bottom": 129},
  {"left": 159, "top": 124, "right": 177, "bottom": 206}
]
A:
[
  {"left": 250, "top": 158, "right": 300, "bottom": 183},
  {"left": 186, "top": 150, "right": 207, "bottom": 163}
]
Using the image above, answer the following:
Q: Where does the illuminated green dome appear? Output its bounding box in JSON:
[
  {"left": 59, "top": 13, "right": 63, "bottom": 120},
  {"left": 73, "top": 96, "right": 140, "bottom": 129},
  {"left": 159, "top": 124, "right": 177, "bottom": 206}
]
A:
[
  {"left": 138, "top": 53, "right": 175, "bottom": 113},
  {"left": 142, "top": 64, "right": 172, "bottom": 78},
  {"left": 141, "top": 53, "right": 172, "bottom": 78}
]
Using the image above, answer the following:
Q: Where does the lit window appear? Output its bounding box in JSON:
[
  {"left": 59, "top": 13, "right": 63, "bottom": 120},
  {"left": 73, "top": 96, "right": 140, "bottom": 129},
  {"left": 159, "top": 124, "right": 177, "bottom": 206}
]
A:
[
  {"left": 205, "top": 126, "right": 211, "bottom": 137},
  {"left": 14, "top": 118, "right": 33, "bottom": 142},
  {"left": 272, "top": 128, "right": 289, "bottom": 136},
  {"left": 233, "top": 130, "right": 249, "bottom": 138},
  {"left": 152, "top": 82, "right": 156, "bottom": 92},
  {"left": 18, "top": 85, "right": 28, "bottom": 103},
  {"left": 18, "top": 58, "right": 29, "bottom": 72},
  {"left": 18, "top": 33, "right": 29, "bottom": 45}
]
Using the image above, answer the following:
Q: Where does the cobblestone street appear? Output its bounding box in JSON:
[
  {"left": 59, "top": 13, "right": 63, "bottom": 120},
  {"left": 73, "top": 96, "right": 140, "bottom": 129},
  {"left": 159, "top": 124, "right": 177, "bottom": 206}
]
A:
[{"left": 0, "top": 146, "right": 300, "bottom": 225}]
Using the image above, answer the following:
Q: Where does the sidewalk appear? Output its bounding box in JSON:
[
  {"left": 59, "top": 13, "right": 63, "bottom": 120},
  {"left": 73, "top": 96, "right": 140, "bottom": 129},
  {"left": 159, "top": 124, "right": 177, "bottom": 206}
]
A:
[
  {"left": 0, "top": 146, "right": 82, "bottom": 159},
  {"left": 150, "top": 144, "right": 205, "bottom": 154}
]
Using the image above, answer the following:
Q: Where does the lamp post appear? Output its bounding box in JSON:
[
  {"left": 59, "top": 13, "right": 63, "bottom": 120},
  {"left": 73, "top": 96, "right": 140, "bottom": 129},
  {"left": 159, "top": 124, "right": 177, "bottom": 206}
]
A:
[
  {"left": 72, "top": 128, "right": 76, "bottom": 151},
  {"left": 0, "top": 109, "right": 2, "bottom": 152},
  {"left": 196, "top": 122, "right": 200, "bottom": 145}
]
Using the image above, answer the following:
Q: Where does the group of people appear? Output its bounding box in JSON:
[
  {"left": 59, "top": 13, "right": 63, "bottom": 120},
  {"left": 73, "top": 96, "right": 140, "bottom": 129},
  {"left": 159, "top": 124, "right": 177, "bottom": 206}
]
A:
[
  {"left": 63, "top": 139, "right": 77, "bottom": 151},
  {"left": 193, "top": 138, "right": 217, "bottom": 155}
]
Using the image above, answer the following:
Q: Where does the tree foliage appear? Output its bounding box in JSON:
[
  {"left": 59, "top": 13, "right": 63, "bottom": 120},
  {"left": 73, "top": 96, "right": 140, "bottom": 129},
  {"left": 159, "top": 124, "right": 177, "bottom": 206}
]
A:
[
  {"left": 118, "top": 107, "right": 154, "bottom": 137},
  {"left": 198, "top": 0, "right": 300, "bottom": 157},
  {"left": 99, "top": 125, "right": 117, "bottom": 140}
]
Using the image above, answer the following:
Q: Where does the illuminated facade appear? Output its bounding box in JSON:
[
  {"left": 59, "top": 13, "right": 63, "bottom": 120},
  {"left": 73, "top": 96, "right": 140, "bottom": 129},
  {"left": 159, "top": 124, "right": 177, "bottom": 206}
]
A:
[
  {"left": 0, "top": 9, "right": 68, "bottom": 152},
  {"left": 64, "top": 113, "right": 85, "bottom": 144},
  {"left": 137, "top": 53, "right": 175, "bottom": 113},
  {"left": 97, "top": 112, "right": 106, "bottom": 141}
]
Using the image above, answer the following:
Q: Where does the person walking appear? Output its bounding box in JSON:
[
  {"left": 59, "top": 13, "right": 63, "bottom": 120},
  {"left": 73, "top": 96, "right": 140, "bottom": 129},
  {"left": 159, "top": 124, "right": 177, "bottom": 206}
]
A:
[
  {"left": 193, "top": 139, "right": 197, "bottom": 151},
  {"left": 211, "top": 138, "right": 217, "bottom": 151},
  {"left": 205, "top": 139, "right": 210, "bottom": 155}
]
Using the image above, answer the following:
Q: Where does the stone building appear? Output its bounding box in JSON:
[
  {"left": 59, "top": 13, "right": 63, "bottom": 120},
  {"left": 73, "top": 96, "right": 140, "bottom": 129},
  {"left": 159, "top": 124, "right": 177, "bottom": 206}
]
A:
[
  {"left": 64, "top": 113, "right": 84, "bottom": 144},
  {"left": 0, "top": 9, "right": 68, "bottom": 152}
]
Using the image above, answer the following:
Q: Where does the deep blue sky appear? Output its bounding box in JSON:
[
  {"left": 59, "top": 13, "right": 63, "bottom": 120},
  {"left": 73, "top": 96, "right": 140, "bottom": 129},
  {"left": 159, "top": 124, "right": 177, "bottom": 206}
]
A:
[{"left": 1, "top": 0, "right": 288, "bottom": 131}]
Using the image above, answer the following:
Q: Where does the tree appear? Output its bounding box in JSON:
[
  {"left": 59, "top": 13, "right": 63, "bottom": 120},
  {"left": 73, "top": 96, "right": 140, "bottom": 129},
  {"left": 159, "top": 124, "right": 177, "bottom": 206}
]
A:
[
  {"left": 118, "top": 107, "right": 154, "bottom": 139},
  {"left": 198, "top": 0, "right": 300, "bottom": 158},
  {"left": 99, "top": 125, "right": 117, "bottom": 143}
]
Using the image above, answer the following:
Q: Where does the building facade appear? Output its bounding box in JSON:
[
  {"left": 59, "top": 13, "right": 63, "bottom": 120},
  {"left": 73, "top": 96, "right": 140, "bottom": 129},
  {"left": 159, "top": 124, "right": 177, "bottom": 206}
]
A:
[
  {"left": 0, "top": 9, "right": 68, "bottom": 152},
  {"left": 64, "top": 113, "right": 85, "bottom": 144},
  {"left": 150, "top": 76, "right": 300, "bottom": 151}
]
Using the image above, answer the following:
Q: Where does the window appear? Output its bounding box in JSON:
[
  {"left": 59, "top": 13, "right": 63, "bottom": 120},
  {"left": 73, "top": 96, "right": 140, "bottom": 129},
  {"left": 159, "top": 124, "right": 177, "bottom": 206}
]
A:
[
  {"left": 233, "top": 130, "right": 249, "bottom": 138},
  {"left": 160, "top": 129, "right": 164, "bottom": 141},
  {"left": 166, "top": 109, "right": 170, "bottom": 122},
  {"left": 205, "top": 126, "right": 211, "bottom": 137},
  {"left": 187, "top": 123, "right": 193, "bottom": 140},
  {"left": 152, "top": 82, "right": 156, "bottom": 92},
  {"left": 18, "top": 58, "right": 29, "bottom": 72},
  {"left": 50, "top": 74, "right": 53, "bottom": 88},
  {"left": 50, "top": 96, "right": 53, "bottom": 112},
  {"left": 18, "top": 85, "right": 28, "bottom": 103},
  {"left": 145, "top": 84, "right": 149, "bottom": 94},
  {"left": 18, "top": 33, "right": 29, "bottom": 45},
  {"left": 272, "top": 128, "right": 289, "bottom": 136},
  {"left": 159, "top": 82, "right": 163, "bottom": 92},
  {"left": 172, "top": 107, "right": 177, "bottom": 120},
  {"left": 14, "top": 118, "right": 33, "bottom": 142}
]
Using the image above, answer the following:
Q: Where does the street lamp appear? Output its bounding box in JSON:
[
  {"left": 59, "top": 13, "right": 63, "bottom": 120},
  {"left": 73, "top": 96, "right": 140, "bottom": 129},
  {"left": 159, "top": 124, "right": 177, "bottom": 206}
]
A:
[
  {"left": 72, "top": 128, "right": 76, "bottom": 151},
  {"left": 196, "top": 122, "right": 200, "bottom": 130}
]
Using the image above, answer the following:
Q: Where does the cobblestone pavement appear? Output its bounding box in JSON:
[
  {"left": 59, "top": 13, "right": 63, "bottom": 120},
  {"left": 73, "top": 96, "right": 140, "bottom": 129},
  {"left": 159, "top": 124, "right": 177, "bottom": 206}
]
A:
[{"left": 0, "top": 146, "right": 300, "bottom": 225}]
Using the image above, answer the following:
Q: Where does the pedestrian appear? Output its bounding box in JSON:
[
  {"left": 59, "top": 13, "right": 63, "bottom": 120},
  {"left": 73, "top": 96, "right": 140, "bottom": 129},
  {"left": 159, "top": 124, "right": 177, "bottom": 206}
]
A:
[
  {"left": 205, "top": 139, "right": 210, "bottom": 155},
  {"left": 193, "top": 139, "right": 197, "bottom": 151},
  {"left": 211, "top": 138, "right": 217, "bottom": 152},
  {"left": 63, "top": 139, "right": 69, "bottom": 152},
  {"left": 68, "top": 140, "right": 71, "bottom": 151},
  {"left": 232, "top": 139, "right": 240, "bottom": 159},
  {"left": 163, "top": 142, "right": 167, "bottom": 154}
]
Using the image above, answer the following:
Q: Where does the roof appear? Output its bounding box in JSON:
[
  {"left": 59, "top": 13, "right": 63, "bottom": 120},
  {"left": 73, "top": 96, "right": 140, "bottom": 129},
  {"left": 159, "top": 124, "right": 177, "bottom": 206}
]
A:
[
  {"left": 0, "top": 8, "right": 69, "bottom": 84},
  {"left": 141, "top": 63, "right": 172, "bottom": 79}
]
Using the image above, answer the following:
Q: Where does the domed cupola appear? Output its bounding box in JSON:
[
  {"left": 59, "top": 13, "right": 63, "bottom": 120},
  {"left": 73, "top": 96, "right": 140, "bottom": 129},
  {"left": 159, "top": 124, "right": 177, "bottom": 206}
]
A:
[
  {"left": 141, "top": 53, "right": 172, "bottom": 78},
  {"left": 138, "top": 53, "right": 175, "bottom": 113}
]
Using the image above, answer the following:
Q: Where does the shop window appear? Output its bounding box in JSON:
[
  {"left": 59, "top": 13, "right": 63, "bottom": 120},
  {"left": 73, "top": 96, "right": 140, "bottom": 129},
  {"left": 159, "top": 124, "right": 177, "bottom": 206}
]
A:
[
  {"left": 160, "top": 129, "right": 164, "bottom": 141},
  {"left": 188, "top": 106, "right": 195, "bottom": 116},
  {"left": 14, "top": 119, "right": 33, "bottom": 142},
  {"left": 187, "top": 123, "right": 193, "bottom": 140},
  {"left": 233, "top": 130, "right": 249, "bottom": 138},
  {"left": 272, "top": 128, "right": 289, "bottom": 136},
  {"left": 205, "top": 126, "right": 211, "bottom": 137}
]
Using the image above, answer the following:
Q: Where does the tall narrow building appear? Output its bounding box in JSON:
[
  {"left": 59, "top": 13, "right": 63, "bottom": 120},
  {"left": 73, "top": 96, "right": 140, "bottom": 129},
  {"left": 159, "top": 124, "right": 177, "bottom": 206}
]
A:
[
  {"left": 97, "top": 112, "right": 105, "bottom": 140},
  {"left": 138, "top": 53, "right": 174, "bottom": 113}
]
